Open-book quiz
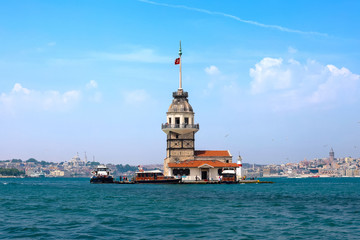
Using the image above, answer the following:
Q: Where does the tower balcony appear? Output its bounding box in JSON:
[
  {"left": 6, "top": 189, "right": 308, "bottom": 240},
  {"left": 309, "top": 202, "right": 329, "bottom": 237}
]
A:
[
  {"left": 173, "top": 91, "right": 188, "bottom": 98},
  {"left": 161, "top": 123, "right": 199, "bottom": 135}
]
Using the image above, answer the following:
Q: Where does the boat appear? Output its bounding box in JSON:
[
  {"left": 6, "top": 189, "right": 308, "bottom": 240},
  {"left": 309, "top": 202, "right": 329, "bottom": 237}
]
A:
[
  {"left": 26, "top": 170, "right": 45, "bottom": 178},
  {"left": 90, "top": 165, "right": 114, "bottom": 183},
  {"left": 220, "top": 169, "right": 237, "bottom": 183},
  {"left": 134, "top": 168, "right": 181, "bottom": 184}
]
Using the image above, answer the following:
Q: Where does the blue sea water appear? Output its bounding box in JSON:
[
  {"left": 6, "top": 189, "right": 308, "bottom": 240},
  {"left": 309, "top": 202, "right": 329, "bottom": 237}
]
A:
[{"left": 1, "top": 177, "right": 360, "bottom": 239}]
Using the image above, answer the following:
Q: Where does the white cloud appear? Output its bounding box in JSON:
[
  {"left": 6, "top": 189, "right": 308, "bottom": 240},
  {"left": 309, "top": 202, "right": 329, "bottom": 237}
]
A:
[
  {"left": 48, "top": 47, "right": 170, "bottom": 66},
  {"left": 41, "top": 90, "right": 81, "bottom": 110},
  {"left": 91, "top": 92, "right": 102, "bottom": 103},
  {"left": 306, "top": 65, "right": 359, "bottom": 104},
  {"left": 288, "top": 46, "right": 298, "bottom": 54},
  {"left": 0, "top": 83, "right": 81, "bottom": 113},
  {"left": 62, "top": 90, "right": 80, "bottom": 104},
  {"left": 205, "top": 65, "right": 220, "bottom": 75},
  {"left": 250, "top": 58, "right": 292, "bottom": 94},
  {"left": 140, "top": 0, "right": 327, "bottom": 37},
  {"left": 123, "top": 89, "right": 151, "bottom": 105},
  {"left": 203, "top": 66, "right": 221, "bottom": 95},
  {"left": 12, "top": 83, "right": 31, "bottom": 94},
  {"left": 47, "top": 42, "right": 56, "bottom": 46},
  {"left": 249, "top": 57, "right": 360, "bottom": 110},
  {"left": 203, "top": 65, "right": 240, "bottom": 97},
  {"left": 90, "top": 49, "right": 170, "bottom": 63},
  {"left": 86, "top": 80, "right": 98, "bottom": 89}
]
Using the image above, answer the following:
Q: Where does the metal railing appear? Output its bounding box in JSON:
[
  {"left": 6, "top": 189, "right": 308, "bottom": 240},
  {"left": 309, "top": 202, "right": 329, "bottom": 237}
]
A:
[
  {"left": 167, "top": 108, "right": 193, "bottom": 113},
  {"left": 161, "top": 123, "right": 199, "bottom": 129},
  {"left": 173, "top": 91, "right": 188, "bottom": 98}
]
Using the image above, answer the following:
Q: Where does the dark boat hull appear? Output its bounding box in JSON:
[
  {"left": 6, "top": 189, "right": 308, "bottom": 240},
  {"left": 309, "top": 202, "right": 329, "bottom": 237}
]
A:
[
  {"left": 90, "top": 176, "right": 114, "bottom": 184},
  {"left": 135, "top": 179, "right": 181, "bottom": 184}
]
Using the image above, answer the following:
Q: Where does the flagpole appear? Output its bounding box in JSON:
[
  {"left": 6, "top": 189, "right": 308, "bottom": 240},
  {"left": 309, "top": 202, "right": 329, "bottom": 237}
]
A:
[{"left": 179, "top": 41, "right": 182, "bottom": 89}]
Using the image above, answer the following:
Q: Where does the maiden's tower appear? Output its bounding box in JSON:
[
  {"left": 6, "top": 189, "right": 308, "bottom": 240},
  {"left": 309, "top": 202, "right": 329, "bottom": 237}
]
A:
[{"left": 161, "top": 42, "right": 239, "bottom": 181}]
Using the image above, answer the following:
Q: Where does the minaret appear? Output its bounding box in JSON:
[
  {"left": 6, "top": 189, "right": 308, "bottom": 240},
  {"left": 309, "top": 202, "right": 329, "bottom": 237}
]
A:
[
  {"left": 162, "top": 42, "right": 199, "bottom": 176},
  {"left": 236, "top": 155, "right": 243, "bottom": 180}
]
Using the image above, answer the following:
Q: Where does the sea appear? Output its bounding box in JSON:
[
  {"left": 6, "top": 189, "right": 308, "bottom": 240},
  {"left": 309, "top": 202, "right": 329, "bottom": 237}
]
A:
[{"left": 1, "top": 177, "right": 360, "bottom": 240}]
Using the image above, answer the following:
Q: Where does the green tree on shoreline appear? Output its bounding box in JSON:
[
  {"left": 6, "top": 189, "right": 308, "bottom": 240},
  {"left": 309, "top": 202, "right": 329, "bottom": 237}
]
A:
[{"left": 0, "top": 168, "right": 25, "bottom": 176}]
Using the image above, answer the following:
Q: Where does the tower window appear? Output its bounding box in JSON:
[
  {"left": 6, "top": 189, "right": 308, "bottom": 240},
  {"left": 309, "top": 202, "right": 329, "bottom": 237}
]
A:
[
  {"left": 168, "top": 118, "right": 172, "bottom": 124},
  {"left": 175, "top": 117, "right": 180, "bottom": 125},
  {"left": 185, "top": 117, "right": 189, "bottom": 125},
  {"left": 176, "top": 134, "right": 179, "bottom": 139}
]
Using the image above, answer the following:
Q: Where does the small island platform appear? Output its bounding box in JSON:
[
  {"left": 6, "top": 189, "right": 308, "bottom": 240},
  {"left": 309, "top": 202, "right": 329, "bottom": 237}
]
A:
[
  {"left": 113, "top": 180, "right": 273, "bottom": 184},
  {"left": 179, "top": 180, "right": 273, "bottom": 184}
]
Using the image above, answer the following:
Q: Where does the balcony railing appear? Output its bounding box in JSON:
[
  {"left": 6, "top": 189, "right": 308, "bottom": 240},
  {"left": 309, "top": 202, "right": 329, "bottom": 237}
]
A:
[
  {"left": 161, "top": 123, "right": 199, "bottom": 130},
  {"left": 167, "top": 108, "right": 191, "bottom": 113},
  {"left": 173, "top": 91, "right": 188, "bottom": 98}
]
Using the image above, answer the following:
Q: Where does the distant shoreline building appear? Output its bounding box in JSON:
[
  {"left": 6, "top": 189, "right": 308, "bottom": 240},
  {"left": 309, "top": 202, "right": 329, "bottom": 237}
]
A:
[
  {"left": 64, "top": 153, "right": 87, "bottom": 168},
  {"left": 161, "top": 43, "right": 238, "bottom": 181},
  {"left": 329, "top": 147, "right": 335, "bottom": 162}
]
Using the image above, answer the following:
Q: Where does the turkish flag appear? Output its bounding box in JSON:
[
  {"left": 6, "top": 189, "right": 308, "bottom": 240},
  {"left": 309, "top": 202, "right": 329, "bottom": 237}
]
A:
[{"left": 175, "top": 58, "right": 180, "bottom": 65}]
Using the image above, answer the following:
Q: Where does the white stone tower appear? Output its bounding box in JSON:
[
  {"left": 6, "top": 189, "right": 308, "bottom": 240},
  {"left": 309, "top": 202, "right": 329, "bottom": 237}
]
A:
[
  {"left": 162, "top": 42, "right": 199, "bottom": 176},
  {"left": 236, "top": 155, "right": 243, "bottom": 180}
]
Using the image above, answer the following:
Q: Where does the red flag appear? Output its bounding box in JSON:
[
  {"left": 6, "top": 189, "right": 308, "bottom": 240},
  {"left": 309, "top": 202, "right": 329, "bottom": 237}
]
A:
[{"left": 175, "top": 58, "right": 180, "bottom": 65}]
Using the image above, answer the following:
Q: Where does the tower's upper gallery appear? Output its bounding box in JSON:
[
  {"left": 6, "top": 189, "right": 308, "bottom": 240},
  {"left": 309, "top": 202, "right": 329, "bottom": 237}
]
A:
[{"left": 167, "top": 88, "right": 193, "bottom": 113}]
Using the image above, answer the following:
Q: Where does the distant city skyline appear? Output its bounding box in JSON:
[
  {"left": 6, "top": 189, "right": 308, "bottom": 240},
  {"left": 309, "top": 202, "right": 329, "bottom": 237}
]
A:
[{"left": 0, "top": 0, "right": 359, "bottom": 165}]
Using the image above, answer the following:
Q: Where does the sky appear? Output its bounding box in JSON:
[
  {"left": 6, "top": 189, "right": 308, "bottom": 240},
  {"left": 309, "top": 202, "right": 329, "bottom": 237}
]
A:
[{"left": 0, "top": 0, "right": 359, "bottom": 165}]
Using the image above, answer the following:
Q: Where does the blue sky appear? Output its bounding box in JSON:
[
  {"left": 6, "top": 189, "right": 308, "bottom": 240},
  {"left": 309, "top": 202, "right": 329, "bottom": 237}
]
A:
[{"left": 0, "top": 0, "right": 359, "bottom": 165}]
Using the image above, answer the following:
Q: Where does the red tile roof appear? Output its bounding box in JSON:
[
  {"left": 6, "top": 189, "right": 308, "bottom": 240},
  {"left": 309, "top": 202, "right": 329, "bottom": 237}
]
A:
[
  {"left": 194, "top": 150, "right": 231, "bottom": 157},
  {"left": 168, "top": 160, "right": 238, "bottom": 168}
]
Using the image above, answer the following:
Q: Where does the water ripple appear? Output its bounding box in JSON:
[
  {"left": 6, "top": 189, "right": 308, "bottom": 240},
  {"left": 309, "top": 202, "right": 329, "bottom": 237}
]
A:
[{"left": 1, "top": 178, "right": 360, "bottom": 239}]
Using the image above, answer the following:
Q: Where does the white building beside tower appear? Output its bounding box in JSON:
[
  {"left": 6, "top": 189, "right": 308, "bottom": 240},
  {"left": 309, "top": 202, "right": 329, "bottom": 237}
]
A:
[{"left": 161, "top": 42, "right": 240, "bottom": 181}]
